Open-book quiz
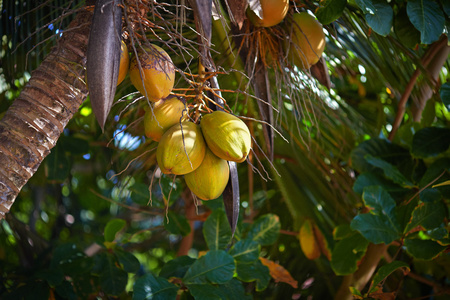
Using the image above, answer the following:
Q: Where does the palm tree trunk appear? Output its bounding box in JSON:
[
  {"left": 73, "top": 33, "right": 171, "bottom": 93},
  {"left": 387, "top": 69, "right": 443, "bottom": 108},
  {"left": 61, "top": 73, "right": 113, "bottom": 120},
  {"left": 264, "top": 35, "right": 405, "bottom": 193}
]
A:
[{"left": 0, "top": 8, "right": 92, "bottom": 219}]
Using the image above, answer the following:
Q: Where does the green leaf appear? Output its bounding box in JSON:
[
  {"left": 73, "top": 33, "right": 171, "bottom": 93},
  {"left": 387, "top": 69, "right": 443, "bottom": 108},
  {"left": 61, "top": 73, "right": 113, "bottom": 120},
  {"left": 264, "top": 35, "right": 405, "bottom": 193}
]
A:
[
  {"left": 369, "top": 261, "right": 410, "bottom": 294},
  {"left": 424, "top": 227, "right": 450, "bottom": 245},
  {"left": 350, "top": 138, "right": 411, "bottom": 173},
  {"left": 159, "top": 256, "right": 196, "bottom": 279},
  {"left": 396, "top": 197, "right": 419, "bottom": 232},
  {"left": 130, "top": 183, "right": 151, "bottom": 206},
  {"left": 50, "top": 244, "right": 93, "bottom": 276},
  {"left": 350, "top": 186, "right": 401, "bottom": 244},
  {"left": 365, "top": 155, "right": 414, "bottom": 188},
  {"left": 404, "top": 239, "right": 447, "bottom": 260},
  {"left": 355, "top": 0, "right": 376, "bottom": 14},
  {"left": 394, "top": 7, "right": 421, "bottom": 48},
  {"left": 36, "top": 267, "right": 65, "bottom": 287},
  {"left": 246, "top": 214, "right": 281, "bottom": 246},
  {"left": 55, "top": 280, "right": 78, "bottom": 300},
  {"left": 364, "top": 0, "right": 393, "bottom": 36},
  {"left": 333, "top": 224, "right": 354, "bottom": 240},
  {"left": 412, "top": 127, "right": 450, "bottom": 158},
  {"left": 235, "top": 260, "right": 271, "bottom": 291},
  {"left": 331, "top": 232, "right": 369, "bottom": 275},
  {"left": 183, "top": 250, "right": 235, "bottom": 284},
  {"left": 187, "top": 284, "right": 223, "bottom": 300},
  {"left": 440, "top": 82, "right": 450, "bottom": 109},
  {"left": 133, "top": 273, "right": 178, "bottom": 300},
  {"left": 115, "top": 249, "right": 140, "bottom": 273},
  {"left": 203, "top": 209, "right": 232, "bottom": 250},
  {"left": 316, "top": 0, "right": 347, "bottom": 25},
  {"left": 218, "top": 278, "right": 252, "bottom": 300},
  {"left": 407, "top": 0, "right": 445, "bottom": 44},
  {"left": 104, "top": 218, "right": 126, "bottom": 242},
  {"left": 229, "top": 239, "right": 260, "bottom": 262},
  {"left": 404, "top": 201, "right": 446, "bottom": 233},
  {"left": 100, "top": 255, "right": 128, "bottom": 295},
  {"left": 353, "top": 172, "right": 408, "bottom": 197},
  {"left": 164, "top": 211, "right": 191, "bottom": 237}
]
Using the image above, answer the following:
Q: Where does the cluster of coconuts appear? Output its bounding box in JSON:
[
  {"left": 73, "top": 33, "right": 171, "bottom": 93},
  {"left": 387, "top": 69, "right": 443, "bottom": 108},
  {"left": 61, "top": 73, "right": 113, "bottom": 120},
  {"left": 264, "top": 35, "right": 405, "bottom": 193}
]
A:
[
  {"left": 120, "top": 42, "right": 251, "bottom": 201},
  {"left": 144, "top": 99, "right": 251, "bottom": 201},
  {"left": 248, "top": 0, "right": 326, "bottom": 69}
]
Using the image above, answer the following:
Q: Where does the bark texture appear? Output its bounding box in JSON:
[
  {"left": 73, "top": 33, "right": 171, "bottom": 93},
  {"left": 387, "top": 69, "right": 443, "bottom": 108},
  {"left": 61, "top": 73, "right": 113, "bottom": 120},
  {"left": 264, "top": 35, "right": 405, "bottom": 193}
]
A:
[{"left": 0, "top": 9, "right": 92, "bottom": 219}]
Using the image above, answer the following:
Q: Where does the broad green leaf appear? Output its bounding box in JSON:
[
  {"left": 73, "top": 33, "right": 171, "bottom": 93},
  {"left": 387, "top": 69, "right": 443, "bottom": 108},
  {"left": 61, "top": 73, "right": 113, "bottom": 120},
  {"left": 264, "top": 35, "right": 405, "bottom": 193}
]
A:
[
  {"left": 407, "top": 0, "right": 445, "bottom": 44},
  {"left": 420, "top": 188, "right": 442, "bottom": 203},
  {"left": 159, "top": 256, "right": 196, "bottom": 279},
  {"left": 355, "top": 0, "right": 376, "bottom": 14},
  {"left": 104, "top": 218, "right": 126, "bottom": 242},
  {"left": 333, "top": 224, "right": 354, "bottom": 240},
  {"left": 188, "top": 279, "right": 251, "bottom": 300},
  {"left": 115, "top": 249, "right": 140, "bottom": 273},
  {"left": 50, "top": 244, "right": 93, "bottom": 276},
  {"left": 365, "top": 155, "right": 414, "bottom": 188},
  {"left": 183, "top": 250, "right": 234, "bottom": 284},
  {"left": 203, "top": 209, "right": 232, "bottom": 250},
  {"left": 235, "top": 260, "right": 271, "bottom": 291},
  {"left": 36, "top": 268, "right": 65, "bottom": 287},
  {"left": 187, "top": 284, "right": 223, "bottom": 300},
  {"left": 349, "top": 286, "right": 364, "bottom": 298},
  {"left": 218, "top": 279, "right": 252, "bottom": 300},
  {"left": 412, "top": 127, "right": 450, "bottom": 158},
  {"left": 100, "top": 255, "right": 128, "bottom": 296},
  {"left": 133, "top": 273, "right": 178, "bottom": 300},
  {"left": 351, "top": 187, "right": 401, "bottom": 243},
  {"left": 369, "top": 261, "right": 410, "bottom": 294},
  {"left": 364, "top": 0, "right": 393, "bottom": 36},
  {"left": 394, "top": 7, "right": 420, "bottom": 48},
  {"left": 229, "top": 239, "right": 260, "bottom": 262},
  {"left": 331, "top": 232, "right": 369, "bottom": 275},
  {"left": 130, "top": 183, "right": 151, "bottom": 206},
  {"left": 425, "top": 227, "right": 450, "bottom": 245},
  {"left": 419, "top": 158, "right": 450, "bottom": 196},
  {"left": 316, "top": 0, "right": 347, "bottom": 25},
  {"left": 404, "top": 202, "right": 446, "bottom": 233},
  {"left": 246, "top": 214, "right": 281, "bottom": 246},
  {"left": 351, "top": 213, "right": 400, "bottom": 244},
  {"left": 164, "top": 210, "right": 191, "bottom": 237},
  {"left": 353, "top": 172, "right": 407, "bottom": 196},
  {"left": 55, "top": 280, "right": 78, "bottom": 300},
  {"left": 404, "top": 239, "right": 446, "bottom": 260},
  {"left": 350, "top": 138, "right": 411, "bottom": 174},
  {"left": 440, "top": 82, "right": 450, "bottom": 109},
  {"left": 396, "top": 197, "right": 419, "bottom": 232}
]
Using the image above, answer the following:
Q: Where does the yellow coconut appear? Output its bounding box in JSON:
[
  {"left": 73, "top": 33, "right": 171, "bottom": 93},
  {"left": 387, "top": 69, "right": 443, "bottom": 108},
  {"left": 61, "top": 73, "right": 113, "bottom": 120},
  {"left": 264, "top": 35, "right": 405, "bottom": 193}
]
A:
[
  {"left": 117, "top": 40, "right": 130, "bottom": 85},
  {"left": 156, "top": 122, "right": 206, "bottom": 175},
  {"left": 144, "top": 97, "right": 187, "bottom": 142},
  {"left": 200, "top": 111, "right": 251, "bottom": 163},
  {"left": 129, "top": 44, "right": 175, "bottom": 102},
  {"left": 185, "top": 148, "right": 230, "bottom": 200},
  {"left": 286, "top": 12, "right": 326, "bottom": 69},
  {"left": 248, "top": 0, "right": 289, "bottom": 28}
]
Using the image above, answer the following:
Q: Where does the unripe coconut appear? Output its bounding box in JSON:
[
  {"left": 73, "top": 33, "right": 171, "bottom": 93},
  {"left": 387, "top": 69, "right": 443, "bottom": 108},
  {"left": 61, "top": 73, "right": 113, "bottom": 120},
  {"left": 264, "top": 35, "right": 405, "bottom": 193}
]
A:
[
  {"left": 248, "top": 0, "right": 289, "bottom": 27},
  {"left": 185, "top": 148, "right": 230, "bottom": 200},
  {"left": 117, "top": 40, "right": 130, "bottom": 85},
  {"left": 156, "top": 122, "right": 206, "bottom": 175},
  {"left": 144, "top": 96, "right": 187, "bottom": 142},
  {"left": 200, "top": 111, "right": 251, "bottom": 163},
  {"left": 286, "top": 12, "right": 325, "bottom": 69},
  {"left": 129, "top": 44, "right": 175, "bottom": 102}
]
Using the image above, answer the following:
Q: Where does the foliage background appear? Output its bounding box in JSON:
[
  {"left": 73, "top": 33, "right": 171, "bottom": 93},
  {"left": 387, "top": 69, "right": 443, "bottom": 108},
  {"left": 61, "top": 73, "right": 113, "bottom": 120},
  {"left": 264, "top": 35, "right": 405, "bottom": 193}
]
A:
[{"left": 0, "top": 0, "right": 449, "bottom": 299}]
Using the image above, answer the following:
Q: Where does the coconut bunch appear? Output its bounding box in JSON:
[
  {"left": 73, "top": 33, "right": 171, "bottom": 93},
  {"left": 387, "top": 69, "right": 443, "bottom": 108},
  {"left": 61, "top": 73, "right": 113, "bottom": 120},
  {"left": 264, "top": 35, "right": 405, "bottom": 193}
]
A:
[{"left": 144, "top": 97, "right": 251, "bottom": 201}]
